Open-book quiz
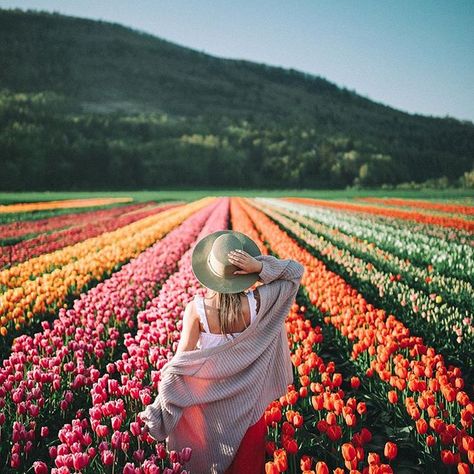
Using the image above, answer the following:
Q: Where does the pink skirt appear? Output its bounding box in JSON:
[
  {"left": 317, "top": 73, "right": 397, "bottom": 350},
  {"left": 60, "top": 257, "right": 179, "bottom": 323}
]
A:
[{"left": 224, "top": 413, "right": 266, "bottom": 474}]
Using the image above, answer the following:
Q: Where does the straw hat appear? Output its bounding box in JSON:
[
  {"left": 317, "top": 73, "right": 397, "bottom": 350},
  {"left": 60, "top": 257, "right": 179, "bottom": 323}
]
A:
[{"left": 191, "top": 230, "right": 261, "bottom": 294}]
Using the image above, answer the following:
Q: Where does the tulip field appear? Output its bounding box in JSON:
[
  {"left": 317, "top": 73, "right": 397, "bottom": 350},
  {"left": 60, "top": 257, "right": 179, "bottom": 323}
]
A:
[{"left": 0, "top": 194, "right": 473, "bottom": 474}]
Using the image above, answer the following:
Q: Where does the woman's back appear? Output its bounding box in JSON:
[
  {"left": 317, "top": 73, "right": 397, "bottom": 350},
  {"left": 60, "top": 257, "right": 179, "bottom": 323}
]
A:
[{"left": 194, "top": 290, "right": 258, "bottom": 349}]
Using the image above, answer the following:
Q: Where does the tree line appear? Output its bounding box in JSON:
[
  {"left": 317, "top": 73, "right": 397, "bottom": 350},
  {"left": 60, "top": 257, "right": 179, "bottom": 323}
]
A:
[{"left": 0, "top": 91, "right": 472, "bottom": 191}]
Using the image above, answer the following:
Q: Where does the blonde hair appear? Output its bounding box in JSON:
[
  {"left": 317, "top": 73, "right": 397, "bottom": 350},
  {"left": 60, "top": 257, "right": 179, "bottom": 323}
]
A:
[{"left": 207, "top": 291, "right": 248, "bottom": 339}]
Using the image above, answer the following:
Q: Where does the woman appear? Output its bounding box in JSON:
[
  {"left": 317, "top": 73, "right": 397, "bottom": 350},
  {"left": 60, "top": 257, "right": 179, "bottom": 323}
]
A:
[{"left": 140, "top": 230, "right": 304, "bottom": 473}]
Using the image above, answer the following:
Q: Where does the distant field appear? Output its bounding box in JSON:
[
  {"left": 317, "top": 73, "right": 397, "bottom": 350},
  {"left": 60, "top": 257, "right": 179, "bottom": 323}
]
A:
[{"left": 1, "top": 188, "right": 473, "bottom": 204}]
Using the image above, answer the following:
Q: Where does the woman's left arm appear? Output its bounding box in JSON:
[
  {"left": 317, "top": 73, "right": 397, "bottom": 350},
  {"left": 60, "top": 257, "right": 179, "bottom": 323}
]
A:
[
  {"left": 175, "top": 300, "right": 200, "bottom": 353},
  {"left": 139, "top": 302, "right": 199, "bottom": 439}
]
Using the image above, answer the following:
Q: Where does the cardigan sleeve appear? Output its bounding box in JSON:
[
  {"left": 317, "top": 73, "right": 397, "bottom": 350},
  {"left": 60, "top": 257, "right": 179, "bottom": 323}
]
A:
[
  {"left": 139, "top": 371, "right": 194, "bottom": 442},
  {"left": 253, "top": 255, "right": 304, "bottom": 317}
]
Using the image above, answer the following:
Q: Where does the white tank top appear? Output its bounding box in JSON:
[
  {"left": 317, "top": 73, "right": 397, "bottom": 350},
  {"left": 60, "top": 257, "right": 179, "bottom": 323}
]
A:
[{"left": 195, "top": 290, "right": 258, "bottom": 349}]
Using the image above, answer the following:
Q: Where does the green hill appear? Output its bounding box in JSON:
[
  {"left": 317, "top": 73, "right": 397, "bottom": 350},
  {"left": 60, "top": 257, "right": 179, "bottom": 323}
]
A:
[{"left": 0, "top": 8, "right": 473, "bottom": 190}]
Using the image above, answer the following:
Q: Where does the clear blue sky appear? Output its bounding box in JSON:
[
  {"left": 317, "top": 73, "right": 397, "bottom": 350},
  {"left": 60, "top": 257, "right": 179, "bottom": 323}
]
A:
[{"left": 1, "top": 0, "right": 473, "bottom": 122}]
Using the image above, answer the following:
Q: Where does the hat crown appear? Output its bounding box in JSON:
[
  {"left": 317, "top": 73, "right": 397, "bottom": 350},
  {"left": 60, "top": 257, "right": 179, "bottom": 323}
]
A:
[{"left": 207, "top": 234, "right": 242, "bottom": 279}]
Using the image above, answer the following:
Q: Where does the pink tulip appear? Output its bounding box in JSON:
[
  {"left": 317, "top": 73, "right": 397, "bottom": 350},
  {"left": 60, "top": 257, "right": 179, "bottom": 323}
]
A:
[
  {"left": 101, "top": 449, "right": 114, "bottom": 466},
  {"left": 73, "top": 452, "right": 89, "bottom": 470},
  {"left": 24, "top": 441, "right": 33, "bottom": 454},
  {"left": 111, "top": 416, "right": 122, "bottom": 431},
  {"left": 133, "top": 449, "right": 145, "bottom": 462},
  {"left": 33, "top": 461, "right": 48, "bottom": 474},
  {"left": 28, "top": 404, "right": 40, "bottom": 417},
  {"left": 95, "top": 424, "right": 109, "bottom": 437},
  {"left": 10, "top": 453, "right": 20, "bottom": 468},
  {"left": 123, "top": 463, "right": 137, "bottom": 474},
  {"left": 180, "top": 447, "right": 192, "bottom": 463},
  {"left": 111, "top": 430, "right": 122, "bottom": 449},
  {"left": 130, "top": 421, "right": 141, "bottom": 437}
]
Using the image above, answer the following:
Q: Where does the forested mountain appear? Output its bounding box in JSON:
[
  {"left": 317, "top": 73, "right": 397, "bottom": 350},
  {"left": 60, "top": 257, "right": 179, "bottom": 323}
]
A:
[{"left": 1, "top": 8, "right": 473, "bottom": 190}]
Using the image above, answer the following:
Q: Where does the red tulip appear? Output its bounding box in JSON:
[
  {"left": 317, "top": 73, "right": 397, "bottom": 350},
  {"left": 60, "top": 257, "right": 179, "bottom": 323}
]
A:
[
  {"left": 359, "top": 428, "right": 373, "bottom": 444},
  {"left": 317, "top": 420, "right": 328, "bottom": 433},
  {"left": 351, "top": 377, "right": 361, "bottom": 389},
  {"left": 284, "top": 437, "right": 298, "bottom": 454},
  {"left": 441, "top": 450, "right": 455, "bottom": 465},
  {"left": 326, "top": 425, "right": 342, "bottom": 441}
]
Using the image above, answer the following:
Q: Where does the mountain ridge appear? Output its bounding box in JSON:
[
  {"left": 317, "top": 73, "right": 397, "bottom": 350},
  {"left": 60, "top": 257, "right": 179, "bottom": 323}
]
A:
[{"left": 2, "top": 8, "right": 469, "bottom": 123}]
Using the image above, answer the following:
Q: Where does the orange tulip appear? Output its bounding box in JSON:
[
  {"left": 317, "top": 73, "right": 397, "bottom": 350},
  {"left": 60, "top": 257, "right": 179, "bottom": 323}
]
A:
[
  {"left": 367, "top": 452, "right": 380, "bottom": 465},
  {"left": 384, "top": 442, "right": 398, "bottom": 461},
  {"left": 387, "top": 391, "right": 398, "bottom": 404},
  {"left": 416, "top": 418, "right": 428, "bottom": 435},
  {"left": 273, "top": 448, "right": 288, "bottom": 472},
  {"left": 300, "top": 455, "right": 312, "bottom": 471},
  {"left": 315, "top": 461, "right": 329, "bottom": 474},
  {"left": 457, "top": 462, "right": 470, "bottom": 474},
  {"left": 265, "top": 461, "right": 279, "bottom": 474},
  {"left": 341, "top": 443, "right": 357, "bottom": 462}
]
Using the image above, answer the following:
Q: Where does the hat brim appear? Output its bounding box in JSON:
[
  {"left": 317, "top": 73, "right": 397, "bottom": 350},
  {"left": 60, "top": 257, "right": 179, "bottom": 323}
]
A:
[{"left": 191, "top": 230, "right": 261, "bottom": 294}]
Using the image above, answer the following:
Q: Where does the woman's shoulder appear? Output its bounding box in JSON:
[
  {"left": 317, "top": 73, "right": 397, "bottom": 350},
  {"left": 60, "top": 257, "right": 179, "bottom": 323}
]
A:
[{"left": 184, "top": 298, "right": 201, "bottom": 323}]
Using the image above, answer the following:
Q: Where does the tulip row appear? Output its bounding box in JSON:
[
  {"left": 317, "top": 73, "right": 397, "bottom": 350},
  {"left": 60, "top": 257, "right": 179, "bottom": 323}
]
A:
[
  {"left": 0, "top": 200, "right": 212, "bottom": 339},
  {"left": 283, "top": 199, "right": 473, "bottom": 249},
  {"left": 0, "top": 203, "right": 178, "bottom": 269},
  {"left": 254, "top": 199, "right": 473, "bottom": 369},
  {"left": 285, "top": 197, "right": 474, "bottom": 233},
  {"left": 0, "top": 202, "right": 149, "bottom": 241},
  {"left": 229, "top": 197, "right": 269, "bottom": 255},
  {"left": 0, "top": 202, "right": 186, "bottom": 291},
  {"left": 231, "top": 197, "right": 398, "bottom": 473},
  {"left": 0, "top": 197, "right": 133, "bottom": 214},
  {"left": 358, "top": 197, "right": 474, "bottom": 217},
  {"left": 49, "top": 198, "right": 230, "bottom": 473},
  {"left": 0, "top": 198, "right": 221, "bottom": 473},
  {"left": 262, "top": 198, "right": 473, "bottom": 286},
  {"left": 240, "top": 197, "right": 473, "bottom": 470}
]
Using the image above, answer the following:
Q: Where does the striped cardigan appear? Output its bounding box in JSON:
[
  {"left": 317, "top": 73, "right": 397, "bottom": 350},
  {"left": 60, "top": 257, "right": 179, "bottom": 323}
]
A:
[{"left": 141, "top": 255, "right": 304, "bottom": 473}]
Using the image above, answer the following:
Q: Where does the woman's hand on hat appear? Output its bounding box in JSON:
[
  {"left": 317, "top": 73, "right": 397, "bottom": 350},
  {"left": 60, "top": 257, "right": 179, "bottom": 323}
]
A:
[{"left": 227, "top": 249, "right": 263, "bottom": 275}]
